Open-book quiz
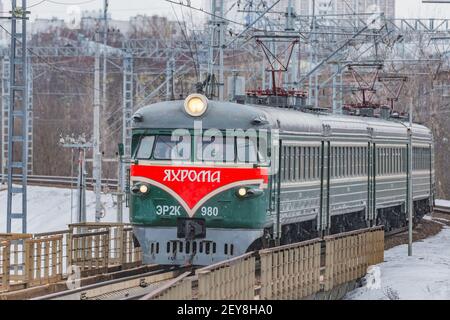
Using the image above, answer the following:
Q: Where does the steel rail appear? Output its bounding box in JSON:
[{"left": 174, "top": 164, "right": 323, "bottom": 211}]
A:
[
  {"left": 32, "top": 266, "right": 190, "bottom": 300},
  {"left": 0, "top": 174, "right": 119, "bottom": 189},
  {"left": 433, "top": 205, "right": 450, "bottom": 214}
]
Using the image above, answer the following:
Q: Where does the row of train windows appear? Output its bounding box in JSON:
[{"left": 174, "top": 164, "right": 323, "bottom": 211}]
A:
[
  {"left": 375, "top": 147, "right": 431, "bottom": 174},
  {"left": 375, "top": 147, "right": 407, "bottom": 176},
  {"left": 280, "top": 145, "right": 431, "bottom": 182},
  {"left": 280, "top": 145, "right": 371, "bottom": 182},
  {"left": 330, "top": 146, "right": 368, "bottom": 178},
  {"left": 280, "top": 146, "right": 320, "bottom": 182}
]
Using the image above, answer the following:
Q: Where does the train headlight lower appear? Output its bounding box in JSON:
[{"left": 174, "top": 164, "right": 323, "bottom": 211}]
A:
[
  {"left": 139, "top": 184, "right": 149, "bottom": 194},
  {"left": 184, "top": 94, "right": 208, "bottom": 117},
  {"left": 236, "top": 187, "right": 264, "bottom": 199},
  {"left": 131, "top": 183, "right": 150, "bottom": 195},
  {"left": 237, "top": 187, "right": 248, "bottom": 197}
]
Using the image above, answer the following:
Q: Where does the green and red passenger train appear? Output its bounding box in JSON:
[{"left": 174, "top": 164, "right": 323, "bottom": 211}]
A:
[{"left": 129, "top": 94, "right": 434, "bottom": 266}]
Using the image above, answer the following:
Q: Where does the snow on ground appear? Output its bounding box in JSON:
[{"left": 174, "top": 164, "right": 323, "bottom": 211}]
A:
[
  {"left": 435, "top": 199, "right": 450, "bottom": 207},
  {"left": 0, "top": 185, "right": 129, "bottom": 233},
  {"left": 346, "top": 225, "right": 450, "bottom": 300}
]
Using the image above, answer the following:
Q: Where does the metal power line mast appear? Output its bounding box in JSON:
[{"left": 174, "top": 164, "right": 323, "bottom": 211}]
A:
[
  {"left": 1, "top": 57, "right": 10, "bottom": 184},
  {"left": 1, "top": 57, "right": 32, "bottom": 182},
  {"left": 119, "top": 51, "right": 133, "bottom": 222},
  {"left": 94, "top": 0, "right": 109, "bottom": 222},
  {"left": 60, "top": 136, "right": 92, "bottom": 224},
  {"left": 6, "top": 0, "right": 29, "bottom": 233},
  {"left": 94, "top": 32, "right": 102, "bottom": 222},
  {"left": 205, "top": 0, "right": 226, "bottom": 100}
]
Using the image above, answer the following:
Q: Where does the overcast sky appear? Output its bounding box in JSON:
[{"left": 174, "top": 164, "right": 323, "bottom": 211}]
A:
[{"left": 2, "top": 0, "right": 450, "bottom": 21}]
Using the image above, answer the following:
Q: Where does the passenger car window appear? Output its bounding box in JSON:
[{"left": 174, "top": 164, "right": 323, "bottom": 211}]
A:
[{"left": 135, "top": 136, "right": 155, "bottom": 159}]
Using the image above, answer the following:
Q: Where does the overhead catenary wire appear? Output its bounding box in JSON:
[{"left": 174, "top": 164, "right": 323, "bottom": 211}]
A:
[
  {"left": 41, "top": 0, "right": 97, "bottom": 5},
  {"left": 0, "top": 23, "right": 104, "bottom": 94},
  {"left": 170, "top": 1, "right": 199, "bottom": 81},
  {"left": 28, "top": 0, "right": 47, "bottom": 9},
  {"left": 0, "top": 19, "right": 131, "bottom": 153},
  {"left": 0, "top": 21, "right": 132, "bottom": 116},
  {"left": 164, "top": 0, "right": 251, "bottom": 28}
]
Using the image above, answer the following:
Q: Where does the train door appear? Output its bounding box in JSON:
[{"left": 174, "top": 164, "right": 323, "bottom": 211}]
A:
[
  {"left": 319, "top": 140, "right": 331, "bottom": 235},
  {"left": 367, "top": 141, "right": 376, "bottom": 224},
  {"left": 268, "top": 138, "right": 282, "bottom": 245}
]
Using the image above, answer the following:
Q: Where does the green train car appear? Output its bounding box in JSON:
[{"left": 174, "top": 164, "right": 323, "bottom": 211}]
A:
[{"left": 129, "top": 94, "right": 434, "bottom": 266}]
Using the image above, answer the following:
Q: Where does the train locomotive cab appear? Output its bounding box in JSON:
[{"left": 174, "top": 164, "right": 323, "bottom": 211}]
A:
[{"left": 129, "top": 94, "right": 273, "bottom": 266}]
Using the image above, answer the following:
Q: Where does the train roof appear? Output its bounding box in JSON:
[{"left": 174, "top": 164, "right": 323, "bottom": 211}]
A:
[{"left": 133, "top": 99, "right": 432, "bottom": 142}]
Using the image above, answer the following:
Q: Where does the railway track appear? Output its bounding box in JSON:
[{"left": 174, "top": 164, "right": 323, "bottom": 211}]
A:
[
  {"left": 384, "top": 226, "right": 408, "bottom": 237},
  {"left": 1, "top": 175, "right": 119, "bottom": 190},
  {"left": 433, "top": 205, "right": 450, "bottom": 214},
  {"left": 33, "top": 266, "right": 193, "bottom": 300},
  {"left": 383, "top": 208, "right": 449, "bottom": 238},
  {"left": 4, "top": 176, "right": 450, "bottom": 218}
]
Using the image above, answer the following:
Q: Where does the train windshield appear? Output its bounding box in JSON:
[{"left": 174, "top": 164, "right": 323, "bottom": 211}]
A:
[
  {"left": 237, "top": 137, "right": 258, "bottom": 163},
  {"left": 135, "top": 136, "right": 155, "bottom": 159},
  {"left": 134, "top": 133, "right": 265, "bottom": 163},
  {"left": 196, "top": 136, "right": 235, "bottom": 162},
  {"left": 196, "top": 136, "right": 260, "bottom": 163},
  {"left": 153, "top": 135, "right": 191, "bottom": 160},
  {"left": 135, "top": 135, "right": 191, "bottom": 161}
]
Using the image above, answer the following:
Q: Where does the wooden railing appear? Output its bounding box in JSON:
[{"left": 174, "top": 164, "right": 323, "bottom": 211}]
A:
[
  {"left": 25, "top": 235, "right": 63, "bottom": 287},
  {"left": 68, "top": 223, "right": 142, "bottom": 268},
  {"left": 70, "top": 230, "right": 109, "bottom": 276},
  {"left": 1, "top": 240, "right": 10, "bottom": 292},
  {"left": 323, "top": 227, "right": 384, "bottom": 291},
  {"left": 0, "top": 234, "right": 32, "bottom": 290},
  {"left": 149, "top": 227, "right": 385, "bottom": 300},
  {"left": 34, "top": 230, "right": 72, "bottom": 275},
  {"left": 197, "top": 252, "right": 256, "bottom": 300},
  {"left": 0, "top": 223, "right": 143, "bottom": 293},
  {"left": 141, "top": 272, "right": 192, "bottom": 300},
  {"left": 259, "top": 239, "right": 322, "bottom": 300},
  {"left": 1, "top": 225, "right": 385, "bottom": 297}
]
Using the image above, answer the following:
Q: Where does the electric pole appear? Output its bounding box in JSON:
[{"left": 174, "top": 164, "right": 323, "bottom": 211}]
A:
[
  {"left": 117, "top": 144, "right": 124, "bottom": 223},
  {"left": 6, "top": 0, "right": 29, "bottom": 233},
  {"left": 93, "top": 1, "right": 108, "bottom": 222},
  {"left": 94, "top": 31, "right": 102, "bottom": 222},
  {"left": 60, "top": 136, "right": 92, "bottom": 224},
  {"left": 207, "top": 0, "right": 225, "bottom": 100},
  {"left": 408, "top": 100, "right": 414, "bottom": 256},
  {"left": 102, "top": 0, "right": 108, "bottom": 117}
]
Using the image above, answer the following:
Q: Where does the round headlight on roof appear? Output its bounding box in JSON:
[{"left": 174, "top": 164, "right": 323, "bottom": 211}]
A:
[{"left": 184, "top": 94, "right": 208, "bottom": 117}]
